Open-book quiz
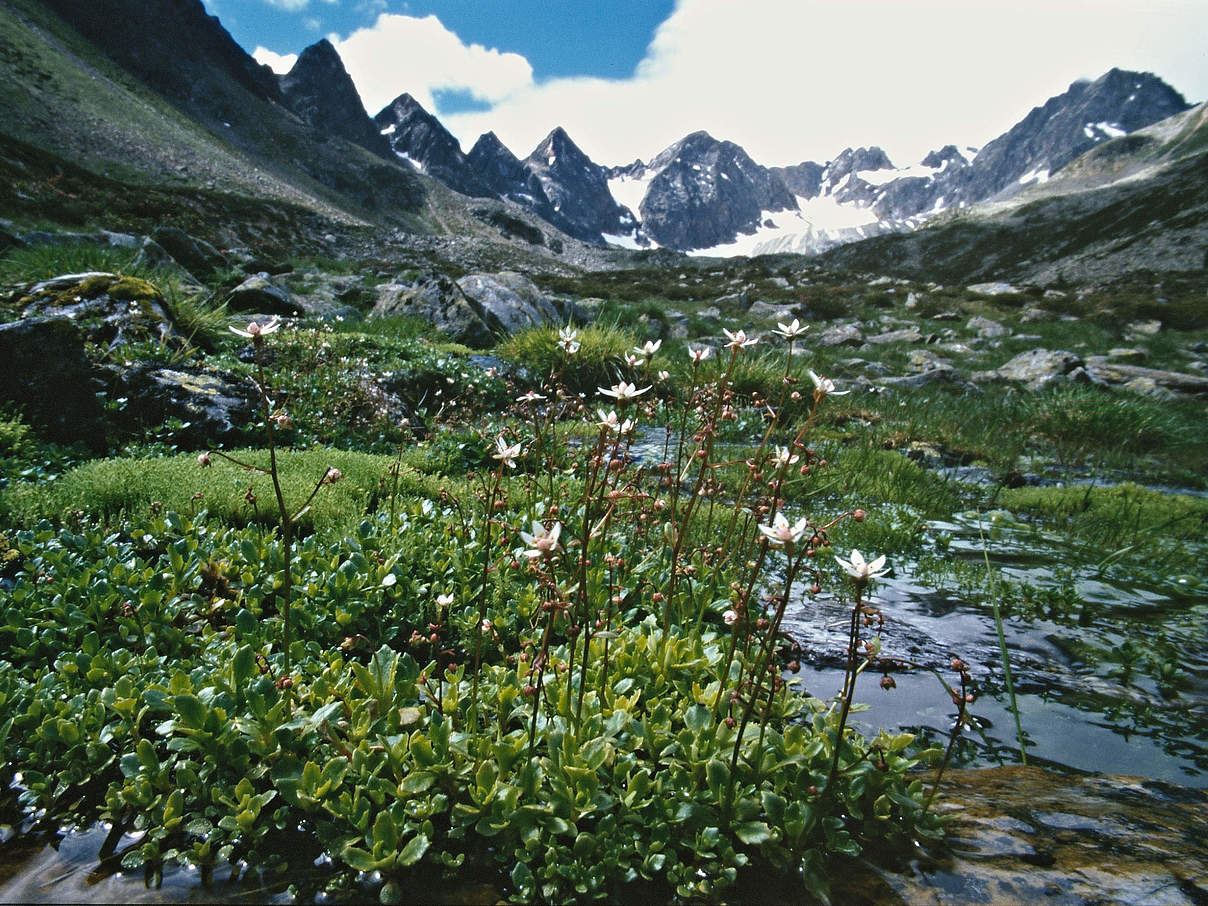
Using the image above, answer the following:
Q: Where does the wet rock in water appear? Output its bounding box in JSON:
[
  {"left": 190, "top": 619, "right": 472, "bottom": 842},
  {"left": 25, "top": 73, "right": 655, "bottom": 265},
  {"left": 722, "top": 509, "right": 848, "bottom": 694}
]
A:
[
  {"left": 0, "top": 317, "right": 106, "bottom": 448},
  {"left": 836, "top": 766, "right": 1208, "bottom": 905},
  {"left": 227, "top": 273, "right": 305, "bottom": 316}
]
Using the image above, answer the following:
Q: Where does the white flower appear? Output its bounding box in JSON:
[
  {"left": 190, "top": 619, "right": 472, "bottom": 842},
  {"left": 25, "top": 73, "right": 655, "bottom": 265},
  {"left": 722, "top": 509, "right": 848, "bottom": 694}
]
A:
[
  {"left": 596, "top": 409, "right": 635, "bottom": 434},
  {"left": 758, "top": 512, "right": 809, "bottom": 549},
  {"left": 624, "top": 352, "right": 642, "bottom": 368},
  {"left": 633, "top": 339, "right": 662, "bottom": 360},
  {"left": 517, "top": 390, "right": 547, "bottom": 404},
  {"left": 492, "top": 436, "right": 522, "bottom": 468},
  {"left": 230, "top": 318, "right": 281, "bottom": 340},
  {"left": 657, "top": 370, "right": 670, "bottom": 382},
  {"left": 598, "top": 381, "right": 651, "bottom": 402},
  {"left": 722, "top": 328, "right": 758, "bottom": 349},
  {"left": 436, "top": 592, "right": 454, "bottom": 607},
  {"left": 809, "top": 369, "right": 849, "bottom": 397},
  {"left": 520, "top": 520, "right": 562, "bottom": 558},
  {"left": 557, "top": 327, "right": 581, "bottom": 355},
  {"left": 688, "top": 346, "right": 712, "bottom": 364},
  {"left": 835, "top": 549, "right": 889, "bottom": 582},
  {"left": 775, "top": 318, "right": 808, "bottom": 339},
  {"left": 723, "top": 609, "right": 739, "bottom": 626},
  {"left": 772, "top": 446, "right": 799, "bottom": 467}
]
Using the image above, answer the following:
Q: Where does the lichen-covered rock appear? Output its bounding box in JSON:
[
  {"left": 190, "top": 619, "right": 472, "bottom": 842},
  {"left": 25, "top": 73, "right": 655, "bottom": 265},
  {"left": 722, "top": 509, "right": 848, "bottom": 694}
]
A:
[
  {"left": 866, "top": 326, "right": 924, "bottom": 345},
  {"left": 968, "top": 315, "right": 1011, "bottom": 338},
  {"left": 0, "top": 317, "right": 106, "bottom": 448},
  {"left": 112, "top": 364, "right": 257, "bottom": 447},
  {"left": 19, "top": 272, "right": 182, "bottom": 349}
]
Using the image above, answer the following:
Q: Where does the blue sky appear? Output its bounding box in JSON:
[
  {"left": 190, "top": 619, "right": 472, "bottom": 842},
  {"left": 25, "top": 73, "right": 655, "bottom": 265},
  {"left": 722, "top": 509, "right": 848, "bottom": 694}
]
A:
[{"left": 206, "top": 0, "right": 1208, "bottom": 169}]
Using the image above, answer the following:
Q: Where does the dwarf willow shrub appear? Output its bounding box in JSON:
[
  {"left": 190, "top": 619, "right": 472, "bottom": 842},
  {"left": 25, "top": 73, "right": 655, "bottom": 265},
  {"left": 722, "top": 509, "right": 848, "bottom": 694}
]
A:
[{"left": 0, "top": 320, "right": 954, "bottom": 903}]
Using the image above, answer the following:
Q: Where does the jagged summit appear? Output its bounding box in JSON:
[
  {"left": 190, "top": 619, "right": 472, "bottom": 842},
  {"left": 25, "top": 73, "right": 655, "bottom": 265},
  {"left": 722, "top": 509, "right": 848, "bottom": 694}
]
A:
[
  {"left": 374, "top": 93, "right": 495, "bottom": 198},
  {"left": 636, "top": 131, "right": 797, "bottom": 250},
  {"left": 279, "top": 39, "right": 393, "bottom": 160},
  {"left": 524, "top": 127, "right": 634, "bottom": 244},
  {"left": 466, "top": 132, "right": 558, "bottom": 222}
]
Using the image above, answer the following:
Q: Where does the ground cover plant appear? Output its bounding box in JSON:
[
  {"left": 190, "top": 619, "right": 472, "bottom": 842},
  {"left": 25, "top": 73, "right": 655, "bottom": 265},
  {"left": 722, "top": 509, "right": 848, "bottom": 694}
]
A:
[
  {"left": 2, "top": 257, "right": 1206, "bottom": 901},
  {"left": 0, "top": 314, "right": 965, "bottom": 902}
]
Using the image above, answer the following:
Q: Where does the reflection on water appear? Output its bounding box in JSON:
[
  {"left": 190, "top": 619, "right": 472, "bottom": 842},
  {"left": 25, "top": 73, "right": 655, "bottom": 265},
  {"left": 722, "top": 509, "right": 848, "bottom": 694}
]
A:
[{"left": 782, "top": 510, "right": 1208, "bottom": 786}]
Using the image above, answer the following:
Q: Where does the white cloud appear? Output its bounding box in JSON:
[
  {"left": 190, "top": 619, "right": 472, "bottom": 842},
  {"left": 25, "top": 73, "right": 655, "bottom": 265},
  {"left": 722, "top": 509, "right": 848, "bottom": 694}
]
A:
[
  {"left": 330, "top": 0, "right": 1208, "bottom": 167},
  {"left": 253, "top": 46, "right": 298, "bottom": 74},
  {"left": 263, "top": 0, "right": 309, "bottom": 11},
  {"left": 332, "top": 14, "right": 533, "bottom": 122}
]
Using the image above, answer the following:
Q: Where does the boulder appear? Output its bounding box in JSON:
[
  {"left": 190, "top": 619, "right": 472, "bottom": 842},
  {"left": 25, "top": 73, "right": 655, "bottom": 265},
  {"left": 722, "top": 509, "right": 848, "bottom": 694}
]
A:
[
  {"left": 113, "top": 364, "right": 258, "bottom": 447},
  {"left": 992, "top": 348, "right": 1084, "bottom": 389},
  {"left": 816, "top": 323, "right": 865, "bottom": 347},
  {"left": 149, "top": 226, "right": 227, "bottom": 278},
  {"left": 967, "top": 316, "right": 1010, "bottom": 338},
  {"left": 1084, "top": 358, "right": 1208, "bottom": 397},
  {"left": 130, "top": 238, "right": 201, "bottom": 285},
  {"left": 372, "top": 274, "right": 497, "bottom": 348},
  {"left": 866, "top": 326, "right": 923, "bottom": 345},
  {"left": 908, "top": 349, "right": 954, "bottom": 373},
  {"left": 455, "top": 272, "right": 560, "bottom": 337},
  {"left": 226, "top": 273, "right": 304, "bottom": 316},
  {"left": 967, "top": 281, "right": 1024, "bottom": 296},
  {"left": 0, "top": 317, "right": 106, "bottom": 448}
]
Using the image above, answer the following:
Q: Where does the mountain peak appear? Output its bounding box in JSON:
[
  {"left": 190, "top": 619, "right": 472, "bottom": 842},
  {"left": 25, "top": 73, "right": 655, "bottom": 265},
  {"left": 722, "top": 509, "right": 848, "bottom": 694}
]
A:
[
  {"left": 279, "top": 38, "right": 393, "bottom": 160},
  {"left": 374, "top": 93, "right": 495, "bottom": 198}
]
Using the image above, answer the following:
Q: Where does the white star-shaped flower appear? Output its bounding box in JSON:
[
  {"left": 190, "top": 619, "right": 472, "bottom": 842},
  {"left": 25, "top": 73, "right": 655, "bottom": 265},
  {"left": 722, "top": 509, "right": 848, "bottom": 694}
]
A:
[{"left": 835, "top": 549, "right": 889, "bottom": 582}]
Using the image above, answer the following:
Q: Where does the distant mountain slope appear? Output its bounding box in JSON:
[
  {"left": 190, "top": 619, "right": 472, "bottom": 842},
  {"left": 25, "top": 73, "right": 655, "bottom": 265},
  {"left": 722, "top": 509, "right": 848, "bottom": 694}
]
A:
[
  {"left": 2, "top": 0, "right": 425, "bottom": 224},
  {"left": 523, "top": 127, "right": 636, "bottom": 245},
  {"left": 633, "top": 131, "right": 797, "bottom": 251},
  {"left": 815, "top": 101, "right": 1208, "bottom": 285}
]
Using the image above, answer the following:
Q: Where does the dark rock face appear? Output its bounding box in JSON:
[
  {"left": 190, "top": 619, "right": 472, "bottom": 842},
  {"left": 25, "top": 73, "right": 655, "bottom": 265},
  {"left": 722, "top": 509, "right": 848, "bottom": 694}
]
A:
[
  {"left": 38, "top": 0, "right": 425, "bottom": 218},
  {"left": 523, "top": 127, "right": 636, "bottom": 245},
  {"left": 467, "top": 131, "right": 559, "bottom": 222},
  {"left": 112, "top": 364, "right": 258, "bottom": 447},
  {"left": 0, "top": 317, "right": 106, "bottom": 448},
  {"left": 638, "top": 131, "right": 797, "bottom": 250},
  {"left": 149, "top": 226, "right": 227, "bottom": 278},
  {"left": 769, "top": 160, "right": 824, "bottom": 198},
  {"left": 951, "top": 68, "right": 1189, "bottom": 205},
  {"left": 279, "top": 39, "right": 393, "bottom": 161},
  {"left": 226, "top": 273, "right": 304, "bottom": 316},
  {"left": 374, "top": 94, "right": 495, "bottom": 198}
]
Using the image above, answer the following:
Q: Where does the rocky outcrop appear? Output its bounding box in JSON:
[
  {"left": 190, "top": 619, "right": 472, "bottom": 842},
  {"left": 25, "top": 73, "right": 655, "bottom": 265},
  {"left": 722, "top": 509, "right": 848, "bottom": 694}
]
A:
[
  {"left": 638, "top": 131, "right": 797, "bottom": 250},
  {"left": 17, "top": 272, "right": 182, "bottom": 349},
  {"left": 112, "top": 364, "right": 258, "bottom": 446},
  {"left": 226, "top": 273, "right": 304, "bottom": 316},
  {"left": 279, "top": 39, "right": 393, "bottom": 161},
  {"left": 455, "top": 272, "right": 560, "bottom": 337},
  {"left": 374, "top": 94, "right": 495, "bottom": 198}
]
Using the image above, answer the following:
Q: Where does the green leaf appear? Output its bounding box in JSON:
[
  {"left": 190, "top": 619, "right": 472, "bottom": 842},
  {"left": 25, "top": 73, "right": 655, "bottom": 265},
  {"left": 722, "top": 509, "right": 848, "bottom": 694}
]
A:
[
  {"left": 399, "top": 771, "right": 435, "bottom": 795},
  {"left": 397, "top": 833, "right": 428, "bottom": 867},
  {"left": 234, "top": 609, "right": 257, "bottom": 636},
  {"left": 735, "top": 821, "right": 773, "bottom": 845},
  {"left": 174, "top": 693, "right": 206, "bottom": 728},
  {"left": 684, "top": 704, "right": 711, "bottom": 734},
  {"left": 341, "top": 844, "right": 382, "bottom": 872}
]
